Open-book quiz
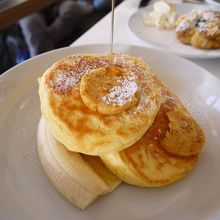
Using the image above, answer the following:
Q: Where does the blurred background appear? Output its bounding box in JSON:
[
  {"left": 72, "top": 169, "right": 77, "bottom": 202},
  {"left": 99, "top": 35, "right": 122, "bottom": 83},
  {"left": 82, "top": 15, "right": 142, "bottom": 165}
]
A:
[{"left": 0, "top": 0, "right": 123, "bottom": 74}]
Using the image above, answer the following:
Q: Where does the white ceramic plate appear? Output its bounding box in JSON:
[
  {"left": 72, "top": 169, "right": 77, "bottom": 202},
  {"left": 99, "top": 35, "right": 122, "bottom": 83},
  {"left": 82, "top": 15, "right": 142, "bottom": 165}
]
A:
[
  {"left": 0, "top": 44, "right": 220, "bottom": 220},
  {"left": 129, "top": 3, "right": 220, "bottom": 59}
]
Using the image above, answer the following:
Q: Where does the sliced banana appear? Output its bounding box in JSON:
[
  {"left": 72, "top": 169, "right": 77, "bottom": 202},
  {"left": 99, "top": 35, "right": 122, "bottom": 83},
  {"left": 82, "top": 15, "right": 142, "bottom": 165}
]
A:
[{"left": 37, "top": 117, "right": 121, "bottom": 209}]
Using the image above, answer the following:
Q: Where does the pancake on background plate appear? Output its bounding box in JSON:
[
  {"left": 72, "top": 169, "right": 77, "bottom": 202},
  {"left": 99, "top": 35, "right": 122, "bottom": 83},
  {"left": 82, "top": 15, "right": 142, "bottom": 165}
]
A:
[
  {"left": 101, "top": 81, "right": 205, "bottom": 187},
  {"left": 39, "top": 53, "right": 162, "bottom": 155},
  {"left": 176, "top": 9, "right": 220, "bottom": 49}
]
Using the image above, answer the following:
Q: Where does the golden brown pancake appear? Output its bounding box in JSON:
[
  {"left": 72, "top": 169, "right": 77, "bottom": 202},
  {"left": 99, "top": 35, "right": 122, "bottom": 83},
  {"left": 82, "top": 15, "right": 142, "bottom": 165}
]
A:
[
  {"left": 101, "top": 82, "right": 205, "bottom": 187},
  {"left": 39, "top": 53, "right": 162, "bottom": 155}
]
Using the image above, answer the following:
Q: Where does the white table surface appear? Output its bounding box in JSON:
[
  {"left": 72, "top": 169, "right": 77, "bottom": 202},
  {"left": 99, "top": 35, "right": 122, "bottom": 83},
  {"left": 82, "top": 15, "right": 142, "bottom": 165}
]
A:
[{"left": 71, "top": 0, "right": 220, "bottom": 79}]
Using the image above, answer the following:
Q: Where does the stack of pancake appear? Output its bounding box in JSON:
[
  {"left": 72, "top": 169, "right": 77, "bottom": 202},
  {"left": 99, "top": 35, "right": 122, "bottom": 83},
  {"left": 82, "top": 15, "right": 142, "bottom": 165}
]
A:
[{"left": 38, "top": 53, "right": 205, "bottom": 209}]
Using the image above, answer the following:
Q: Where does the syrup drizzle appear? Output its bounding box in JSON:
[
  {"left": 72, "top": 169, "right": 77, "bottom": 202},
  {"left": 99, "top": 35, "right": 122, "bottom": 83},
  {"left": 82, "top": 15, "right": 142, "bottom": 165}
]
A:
[{"left": 110, "top": 0, "right": 115, "bottom": 53}]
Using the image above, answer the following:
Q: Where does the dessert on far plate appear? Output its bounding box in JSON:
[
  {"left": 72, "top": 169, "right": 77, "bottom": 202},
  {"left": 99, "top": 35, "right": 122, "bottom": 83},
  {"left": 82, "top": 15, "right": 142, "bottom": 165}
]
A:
[
  {"left": 143, "top": 1, "right": 177, "bottom": 30},
  {"left": 176, "top": 9, "right": 220, "bottom": 49}
]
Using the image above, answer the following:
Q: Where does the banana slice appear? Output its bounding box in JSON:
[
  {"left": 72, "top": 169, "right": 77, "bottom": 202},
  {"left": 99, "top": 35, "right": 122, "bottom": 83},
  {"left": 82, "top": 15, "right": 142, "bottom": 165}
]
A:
[{"left": 37, "top": 117, "right": 121, "bottom": 209}]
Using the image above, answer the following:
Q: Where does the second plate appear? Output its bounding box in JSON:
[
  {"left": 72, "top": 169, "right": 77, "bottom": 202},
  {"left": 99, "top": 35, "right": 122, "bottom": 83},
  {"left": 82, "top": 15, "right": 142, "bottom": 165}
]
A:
[{"left": 129, "top": 3, "right": 220, "bottom": 59}]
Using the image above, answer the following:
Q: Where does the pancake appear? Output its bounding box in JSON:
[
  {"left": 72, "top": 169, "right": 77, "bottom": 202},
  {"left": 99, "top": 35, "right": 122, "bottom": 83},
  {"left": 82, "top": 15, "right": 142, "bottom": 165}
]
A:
[
  {"left": 101, "top": 82, "right": 205, "bottom": 187},
  {"left": 175, "top": 10, "right": 220, "bottom": 49},
  {"left": 39, "top": 53, "right": 162, "bottom": 155}
]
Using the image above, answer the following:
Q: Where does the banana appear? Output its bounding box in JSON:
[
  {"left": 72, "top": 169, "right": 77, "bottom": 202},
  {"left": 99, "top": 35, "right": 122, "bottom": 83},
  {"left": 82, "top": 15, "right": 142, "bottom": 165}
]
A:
[{"left": 37, "top": 117, "right": 121, "bottom": 210}]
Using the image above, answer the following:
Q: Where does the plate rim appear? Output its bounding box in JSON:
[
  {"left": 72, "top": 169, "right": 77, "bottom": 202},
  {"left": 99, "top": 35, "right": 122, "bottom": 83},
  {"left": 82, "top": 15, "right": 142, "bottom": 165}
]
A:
[{"left": 0, "top": 43, "right": 219, "bottom": 83}]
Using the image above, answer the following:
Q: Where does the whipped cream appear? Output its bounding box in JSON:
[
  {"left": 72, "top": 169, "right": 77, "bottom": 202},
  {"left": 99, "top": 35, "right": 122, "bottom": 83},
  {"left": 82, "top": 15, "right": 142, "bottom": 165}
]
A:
[{"left": 143, "top": 1, "right": 177, "bottom": 29}]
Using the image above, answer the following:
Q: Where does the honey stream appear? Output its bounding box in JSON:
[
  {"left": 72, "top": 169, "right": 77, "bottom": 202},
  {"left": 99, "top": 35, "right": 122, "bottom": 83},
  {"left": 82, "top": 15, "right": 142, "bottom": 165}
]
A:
[{"left": 110, "top": 0, "right": 115, "bottom": 53}]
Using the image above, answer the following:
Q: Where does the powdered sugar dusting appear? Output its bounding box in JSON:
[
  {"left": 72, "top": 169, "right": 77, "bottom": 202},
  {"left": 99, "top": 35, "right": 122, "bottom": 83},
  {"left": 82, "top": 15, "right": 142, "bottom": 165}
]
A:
[
  {"left": 44, "top": 53, "right": 161, "bottom": 120},
  {"left": 46, "top": 53, "right": 153, "bottom": 105},
  {"left": 113, "top": 54, "right": 147, "bottom": 74},
  {"left": 50, "top": 70, "right": 81, "bottom": 93},
  {"left": 101, "top": 75, "right": 138, "bottom": 106},
  {"left": 47, "top": 55, "right": 110, "bottom": 94}
]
